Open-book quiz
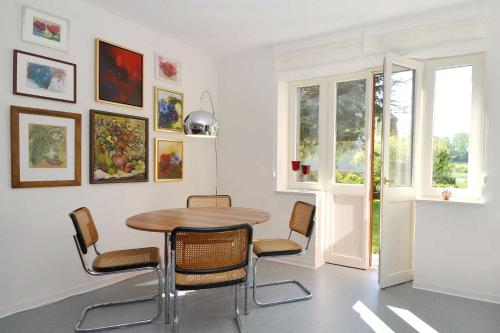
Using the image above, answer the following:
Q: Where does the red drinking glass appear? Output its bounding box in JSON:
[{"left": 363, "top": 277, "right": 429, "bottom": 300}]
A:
[
  {"left": 301, "top": 164, "right": 311, "bottom": 175},
  {"left": 291, "top": 160, "right": 301, "bottom": 171}
]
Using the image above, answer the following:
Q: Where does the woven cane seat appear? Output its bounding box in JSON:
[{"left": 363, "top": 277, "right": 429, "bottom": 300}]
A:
[
  {"left": 253, "top": 239, "right": 302, "bottom": 257},
  {"left": 175, "top": 268, "right": 247, "bottom": 290},
  {"left": 92, "top": 247, "right": 160, "bottom": 272}
]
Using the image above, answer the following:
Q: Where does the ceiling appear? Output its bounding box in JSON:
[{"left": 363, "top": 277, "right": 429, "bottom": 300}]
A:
[{"left": 83, "top": 0, "right": 477, "bottom": 57}]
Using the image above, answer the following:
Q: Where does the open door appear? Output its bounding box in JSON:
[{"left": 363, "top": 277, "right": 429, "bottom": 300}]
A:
[
  {"left": 325, "top": 73, "right": 372, "bottom": 270},
  {"left": 379, "top": 54, "right": 423, "bottom": 288}
]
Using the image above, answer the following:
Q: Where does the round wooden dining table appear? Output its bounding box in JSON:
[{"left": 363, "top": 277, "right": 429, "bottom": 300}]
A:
[{"left": 126, "top": 207, "right": 270, "bottom": 320}]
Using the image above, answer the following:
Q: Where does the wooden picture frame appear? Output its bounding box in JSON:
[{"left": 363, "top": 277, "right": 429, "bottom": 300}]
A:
[
  {"left": 13, "top": 49, "right": 77, "bottom": 103},
  {"left": 95, "top": 39, "right": 143, "bottom": 109},
  {"left": 90, "top": 110, "right": 149, "bottom": 184},
  {"left": 154, "top": 87, "right": 183, "bottom": 133},
  {"left": 155, "top": 138, "right": 183, "bottom": 182},
  {"left": 11, "top": 105, "right": 81, "bottom": 188}
]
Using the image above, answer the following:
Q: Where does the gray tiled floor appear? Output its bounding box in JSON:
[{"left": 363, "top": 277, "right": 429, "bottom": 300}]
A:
[{"left": 1, "top": 261, "right": 500, "bottom": 333}]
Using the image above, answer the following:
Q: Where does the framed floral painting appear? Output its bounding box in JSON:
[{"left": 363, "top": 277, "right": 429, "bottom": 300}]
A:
[
  {"left": 155, "top": 139, "right": 183, "bottom": 181},
  {"left": 22, "top": 6, "right": 70, "bottom": 52},
  {"left": 11, "top": 105, "right": 81, "bottom": 188},
  {"left": 154, "top": 87, "right": 183, "bottom": 132},
  {"left": 96, "top": 39, "right": 143, "bottom": 108},
  {"left": 13, "top": 50, "right": 77, "bottom": 103},
  {"left": 90, "top": 110, "right": 148, "bottom": 184},
  {"left": 155, "top": 53, "right": 181, "bottom": 85}
]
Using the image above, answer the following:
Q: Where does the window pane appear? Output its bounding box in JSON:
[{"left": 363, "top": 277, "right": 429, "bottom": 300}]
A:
[
  {"left": 297, "top": 85, "right": 319, "bottom": 182},
  {"left": 432, "top": 66, "right": 472, "bottom": 189},
  {"left": 388, "top": 67, "right": 415, "bottom": 187},
  {"left": 335, "top": 79, "right": 367, "bottom": 184}
]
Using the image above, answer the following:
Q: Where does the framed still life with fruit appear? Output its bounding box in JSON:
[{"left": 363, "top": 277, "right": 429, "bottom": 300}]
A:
[
  {"left": 155, "top": 139, "right": 183, "bottom": 182},
  {"left": 154, "top": 87, "right": 183, "bottom": 132},
  {"left": 13, "top": 50, "right": 77, "bottom": 103},
  {"left": 22, "top": 6, "right": 70, "bottom": 52},
  {"left": 155, "top": 53, "right": 181, "bottom": 85},
  {"left": 10, "top": 105, "right": 81, "bottom": 188},
  {"left": 96, "top": 39, "right": 143, "bottom": 108},
  {"left": 90, "top": 110, "right": 148, "bottom": 184}
]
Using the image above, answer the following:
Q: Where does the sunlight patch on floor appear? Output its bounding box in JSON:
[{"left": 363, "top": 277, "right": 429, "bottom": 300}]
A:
[
  {"left": 388, "top": 305, "right": 439, "bottom": 333},
  {"left": 352, "top": 301, "right": 395, "bottom": 333}
]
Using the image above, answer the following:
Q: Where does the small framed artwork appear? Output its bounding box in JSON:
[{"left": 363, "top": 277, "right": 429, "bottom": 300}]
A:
[
  {"left": 96, "top": 39, "right": 143, "bottom": 108},
  {"left": 13, "top": 50, "right": 77, "bottom": 103},
  {"left": 155, "top": 138, "right": 183, "bottom": 182},
  {"left": 22, "top": 5, "right": 70, "bottom": 52},
  {"left": 10, "top": 105, "right": 81, "bottom": 188},
  {"left": 90, "top": 110, "right": 148, "bottom": 184},
  {"left": 154, "top": 87, "right": 183, "bottom": 132},
  {"left": 155, "top": 53, "right": 181, "bottom": 85}
]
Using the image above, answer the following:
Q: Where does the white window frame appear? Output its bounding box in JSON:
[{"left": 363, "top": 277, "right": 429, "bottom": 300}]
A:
[
  {"left": 287, "top": 78, "right": 328, "bottom": 191},
  {"left": 420, "top": 54, "right": 484, "bottom": 200}
]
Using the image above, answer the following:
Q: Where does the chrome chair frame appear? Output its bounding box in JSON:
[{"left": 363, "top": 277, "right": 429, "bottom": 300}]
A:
[
  {"left": 252, "top": 213, "right": 315, "bottom": 307},
  {"left": 170, "top": 225, "right": 252, "bottom": 333},
  {"left": 72, "top": 235, "right": 163, "bottom": 332}
]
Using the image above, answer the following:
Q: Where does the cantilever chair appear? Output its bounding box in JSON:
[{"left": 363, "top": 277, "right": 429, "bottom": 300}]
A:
[
  {"left": 169, "top": 224, "right": 253, "bottom": 333},
  {"left": 252, "top": 201, "right": 316, "bottom": 306},
  {"left": 186, "top": 194, "right": 232, "bottom": 208},
  {"left": 69, "top": 207, "right": 163, "bottom": 332}
]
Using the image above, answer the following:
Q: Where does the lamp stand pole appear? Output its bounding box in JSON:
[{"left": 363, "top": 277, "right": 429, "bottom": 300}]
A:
[{"left": 200, "top": 90, "right": 218, "bottom": 195}]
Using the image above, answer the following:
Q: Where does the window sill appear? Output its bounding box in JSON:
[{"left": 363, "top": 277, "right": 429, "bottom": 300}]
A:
[
  {"left": 275, "top": 189, "right": 324, "bottom": 195},
  {"left": 416, "top": 197, "right": 484, "bottom": 205}
]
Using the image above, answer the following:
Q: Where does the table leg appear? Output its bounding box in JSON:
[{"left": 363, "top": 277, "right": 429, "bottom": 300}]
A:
[{"left": 164, "top": 233, "right": 170, "bottom": 324}]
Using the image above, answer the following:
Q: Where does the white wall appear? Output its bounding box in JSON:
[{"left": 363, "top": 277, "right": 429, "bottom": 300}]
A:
[
  {"left": 413, "top": 0, "right": 500, "bottom": 304},
  {"left": 217, "top": 47, "right": 318, "bottom": 268},
  {"left": 0, "top": 0, "right": 218, "bottom": 317}
]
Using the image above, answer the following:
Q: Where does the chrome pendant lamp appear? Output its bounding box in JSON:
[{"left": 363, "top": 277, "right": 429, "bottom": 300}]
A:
[
  {"left": 183, "top": 90, "right": 219, "bottom": 137},
  {"left": 184, "top": 90, "right": 220, "bottom": 194}
]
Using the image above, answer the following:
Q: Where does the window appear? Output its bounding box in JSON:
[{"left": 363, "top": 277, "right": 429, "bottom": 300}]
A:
[
  {"left": 388, "top": 67, "right": 415, "bottom": 187},
  {"left": 432, "top": 66, "right": 472, "bottom": 189},
  {"left": 423, "top": 54, "right": 483, "bottom": 199},
  {"left": 335, "top": 79, "right": 367, "bottom": 184},
  {"left": 296, "top": 84, "right": 320, "bottom": 183}
]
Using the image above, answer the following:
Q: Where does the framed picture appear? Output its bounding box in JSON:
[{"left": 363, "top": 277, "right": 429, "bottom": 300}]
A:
[
  {"left": 155, "top": 138, "right": 183, "bottom": 182},
  {"left": 13, "top": 50, "right": 77, "bottom": 103},
  {"left": 155, "top": 53, "right": 181, "bottom": 85},
  {"left": 11, "top": 105, "right": 81, "bottom": 188},
  {"left": 96, "top": 39, "right": 143, "bottom": 108},
  {"left": 154, "top": 87, "right": 183, "bottom": 132},
  {"left": 90, "top": 110, "right": 148, "bottom": 184},
  {"left": 22, "top": 6, "right": 70, "bottom": 52}
]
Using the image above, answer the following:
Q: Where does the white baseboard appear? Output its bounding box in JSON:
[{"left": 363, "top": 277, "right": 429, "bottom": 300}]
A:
[
  {"left": 413, "top": 281, "right": 500, "bottom": 304},
  {"left": 0, "top": 272, "right": 144, "bottom": 319}
]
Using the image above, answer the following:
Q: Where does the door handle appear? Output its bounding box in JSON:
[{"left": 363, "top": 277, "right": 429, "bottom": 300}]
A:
[{"left": 383, "top": 177, "right": 395, "bottom": 185}]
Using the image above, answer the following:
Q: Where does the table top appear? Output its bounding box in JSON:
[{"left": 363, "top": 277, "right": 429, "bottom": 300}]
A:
[{"left": 126, "top": 207, "right": 270, "bottom": 233}]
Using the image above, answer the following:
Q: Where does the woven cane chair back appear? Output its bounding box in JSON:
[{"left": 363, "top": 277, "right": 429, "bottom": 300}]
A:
[
  {"left": 186, "top": 195, "right": 232, "bottom": 208},
  {"left": 172, "top": 224, "right": 252, "bottom": 273},
  {"left": 69, "top": 207, "right": 99, "bottom": 254},
  {"left": 289, "top": 201, "right": 316, "bottom": 238}
]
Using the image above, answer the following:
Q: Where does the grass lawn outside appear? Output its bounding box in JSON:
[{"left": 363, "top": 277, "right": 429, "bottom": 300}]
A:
[{"left": 372, "top": 199, "right": 380, "bottom": 254}]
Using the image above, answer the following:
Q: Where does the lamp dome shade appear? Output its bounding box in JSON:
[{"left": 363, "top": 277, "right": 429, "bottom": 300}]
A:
[{"left": 183, "top": 111, "right": 219, "bottom": 137}]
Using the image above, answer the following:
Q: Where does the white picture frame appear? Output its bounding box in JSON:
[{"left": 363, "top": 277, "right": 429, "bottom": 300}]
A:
[
  {"left": 22, "top": 5, "right": 70, "bottom": 52},
  {"left": 155, "top": 53, "right": 181, "bottom": 85}
]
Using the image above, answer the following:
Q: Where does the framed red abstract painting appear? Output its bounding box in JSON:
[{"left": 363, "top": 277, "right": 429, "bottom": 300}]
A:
[{"left": 95, "top": 39, "right": 143, "bottom": 108}]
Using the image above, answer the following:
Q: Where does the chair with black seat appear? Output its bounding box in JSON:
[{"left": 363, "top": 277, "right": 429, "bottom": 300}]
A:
[
  {"left": 186, "top": 194, "right": 232, "bottom": 208},
  {"left": 252, "top": 201, "right": 316, "bottom": 306},
  {"left": 170, "top": 224, "right": 253, "bottom": 333},
  {"left": 69, "top": 207, "right": 163, "bottom": 332}
]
